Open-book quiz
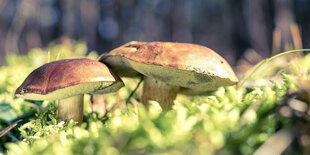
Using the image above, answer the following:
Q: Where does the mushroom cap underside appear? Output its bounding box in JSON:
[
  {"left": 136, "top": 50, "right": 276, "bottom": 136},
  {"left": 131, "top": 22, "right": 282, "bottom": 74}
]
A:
[
  {"left": 15, "top": 59, "right": 124, "bottom": 100},
  {"left": 100, "top": 41, "right": 238, "bottom": 93}
]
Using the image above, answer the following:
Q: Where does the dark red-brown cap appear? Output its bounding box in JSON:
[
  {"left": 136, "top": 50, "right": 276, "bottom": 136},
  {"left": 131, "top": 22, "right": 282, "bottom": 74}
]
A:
[{"left": 15, "top": 59, "right": 124, "bottom": 100}]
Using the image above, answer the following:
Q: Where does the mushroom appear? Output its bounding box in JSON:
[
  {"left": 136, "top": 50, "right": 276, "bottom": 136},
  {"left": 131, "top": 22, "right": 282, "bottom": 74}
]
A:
[
  {"left": 15, "top": 59, "right": 124, "bottom": 125},
  {"left": 99, "top": 41, "right": 238, "bottom": 109}
]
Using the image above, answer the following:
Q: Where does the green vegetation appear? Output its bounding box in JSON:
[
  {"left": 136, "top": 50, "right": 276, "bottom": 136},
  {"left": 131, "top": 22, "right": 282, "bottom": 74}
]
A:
[{"left": 0, "top": 42, "right": 309, "bottom": 154}]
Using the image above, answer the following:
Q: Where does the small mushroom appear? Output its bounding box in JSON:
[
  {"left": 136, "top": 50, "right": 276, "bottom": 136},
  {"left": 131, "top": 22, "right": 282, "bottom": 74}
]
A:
[
  {"left": 15, "top": 59, "right": 124, "bottom": 125},
  {"left": 100, "top": 41, "right": 238, "bottom": 109}
]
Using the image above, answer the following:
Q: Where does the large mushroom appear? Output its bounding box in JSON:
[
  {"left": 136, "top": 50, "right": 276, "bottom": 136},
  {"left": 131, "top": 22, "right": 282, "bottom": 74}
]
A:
[
  {"left": 99, "top": 41, "right": 238, "bottom": 109},
  {"left": 15, "top": 59, "right": 124, "bottom": 125}
]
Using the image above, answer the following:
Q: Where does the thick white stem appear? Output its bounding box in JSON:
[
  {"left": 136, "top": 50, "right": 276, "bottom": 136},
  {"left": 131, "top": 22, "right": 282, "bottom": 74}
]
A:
[
  {"left": 142, "top": 76, "right": 179, "bottom": 109},
  {"left": 57, "top": 95, "right": 84, "bottom": 125}
]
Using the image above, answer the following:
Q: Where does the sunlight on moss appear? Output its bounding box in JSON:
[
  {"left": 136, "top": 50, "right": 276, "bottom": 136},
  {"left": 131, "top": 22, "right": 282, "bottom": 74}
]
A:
[{"left": 1, "top": 43, "right": 309, "bottom": 154}]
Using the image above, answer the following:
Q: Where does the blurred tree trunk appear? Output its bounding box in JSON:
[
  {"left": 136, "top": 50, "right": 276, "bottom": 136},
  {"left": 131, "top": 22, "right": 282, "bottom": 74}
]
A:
[
  {"left": 0, "top": 18, "right": 5, "bottom": 65},
  {"left": 273, "top": 0, "right": 299, "bottom": 53},
  {"left": 171, "top": 0, "right": 192, "bottom": 43},
  {"left": 245, "top": 0, "right": 272, "bottom": 57},
  {"left": 60, "top": 0, "right": 80, "bottom": 38},
  {"left": 294, "top": 0, "right": 310, "bottom": 49},
  {"left": 5, "top": 0, "right": 39, "bottom": 54},
  {"left": 80, "top": 0, "right": 99, "bottom": 53},
  {"left": 0, "top": 0, "right": 8, "bottom": 65},
  {"left": 222, "top": 0, "right": 250, "bottom": 63}
]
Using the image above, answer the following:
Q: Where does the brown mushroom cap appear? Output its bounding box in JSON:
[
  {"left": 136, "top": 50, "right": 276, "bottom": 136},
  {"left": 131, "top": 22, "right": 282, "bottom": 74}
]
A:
[
  {"left": 15, "top": 59, "right": 124, "bottom": 100},
  {"left": 100, "top": 41, "right": 238, "bottom": 94}
]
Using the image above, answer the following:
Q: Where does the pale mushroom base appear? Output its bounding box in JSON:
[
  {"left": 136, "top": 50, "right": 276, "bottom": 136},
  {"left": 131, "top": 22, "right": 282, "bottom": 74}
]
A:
[
  {"left": 57, "top": 95, "right": 84, "bottom": 125},
  {"left": 142, "top": 76, "right": 180, "bottom": 109}
]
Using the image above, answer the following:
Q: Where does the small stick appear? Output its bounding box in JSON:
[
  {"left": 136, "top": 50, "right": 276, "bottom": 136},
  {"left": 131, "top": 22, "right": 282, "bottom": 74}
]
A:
[
  {"left": 55, "top": 50, "right": 61, "bottom": 61},
  {"left": 0, "top": 119, "right": 22, "bottom": 138},
  {"left": 290, "top": 23, "right": 302, "bottom": 50},
  {"left": 47, "top": 51, "right": 50, "bottom": 63},
  {"left": 126, "top": 76, "right": 144, "bottom": 105}
]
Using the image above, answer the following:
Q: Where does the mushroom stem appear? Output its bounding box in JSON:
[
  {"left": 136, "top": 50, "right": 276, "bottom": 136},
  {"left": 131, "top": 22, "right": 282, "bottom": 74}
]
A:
[
  {"left": 142, "top": 76, "right": 179, "bottom": 109},
  {"left": 57, "top": 95, "right": 84, "bottom": 125}
]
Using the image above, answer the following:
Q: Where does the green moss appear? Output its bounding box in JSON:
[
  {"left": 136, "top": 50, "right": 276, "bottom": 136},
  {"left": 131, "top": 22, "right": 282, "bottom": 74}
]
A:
[{"left": 1, "top": 44, "right": 310, "bottom": 154}]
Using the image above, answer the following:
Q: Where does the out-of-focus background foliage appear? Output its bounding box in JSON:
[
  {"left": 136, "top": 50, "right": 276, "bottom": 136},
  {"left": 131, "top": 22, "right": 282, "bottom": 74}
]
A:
[{"left": 0, "top": 0, "right": 310, "bottom": 65}]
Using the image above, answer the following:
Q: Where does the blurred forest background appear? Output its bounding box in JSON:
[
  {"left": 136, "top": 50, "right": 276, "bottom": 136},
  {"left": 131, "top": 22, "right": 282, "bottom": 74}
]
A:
[{"left": 0, "top": 0, "right": 309, "bottom": 66}]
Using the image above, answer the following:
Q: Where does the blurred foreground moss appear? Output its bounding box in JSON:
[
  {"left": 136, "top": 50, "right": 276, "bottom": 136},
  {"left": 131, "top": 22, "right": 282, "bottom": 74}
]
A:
[
  {"left": 1, "top": 43, "right": 310, "bottom": 154},
  {"left": 4, "top": 83, "right": 289, "bottom": 155}
]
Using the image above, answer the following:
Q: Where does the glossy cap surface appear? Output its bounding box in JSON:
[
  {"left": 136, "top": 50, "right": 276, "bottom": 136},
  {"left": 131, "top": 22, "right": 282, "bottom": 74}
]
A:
[{"left": 15, "top": 59, "right": 124, "bottom": 100}]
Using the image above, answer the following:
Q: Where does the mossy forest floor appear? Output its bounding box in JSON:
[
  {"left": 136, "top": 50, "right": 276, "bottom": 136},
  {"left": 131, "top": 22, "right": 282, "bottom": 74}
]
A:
[{"left": 0, "top": 42, "right": 310, "bottom": 154}]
